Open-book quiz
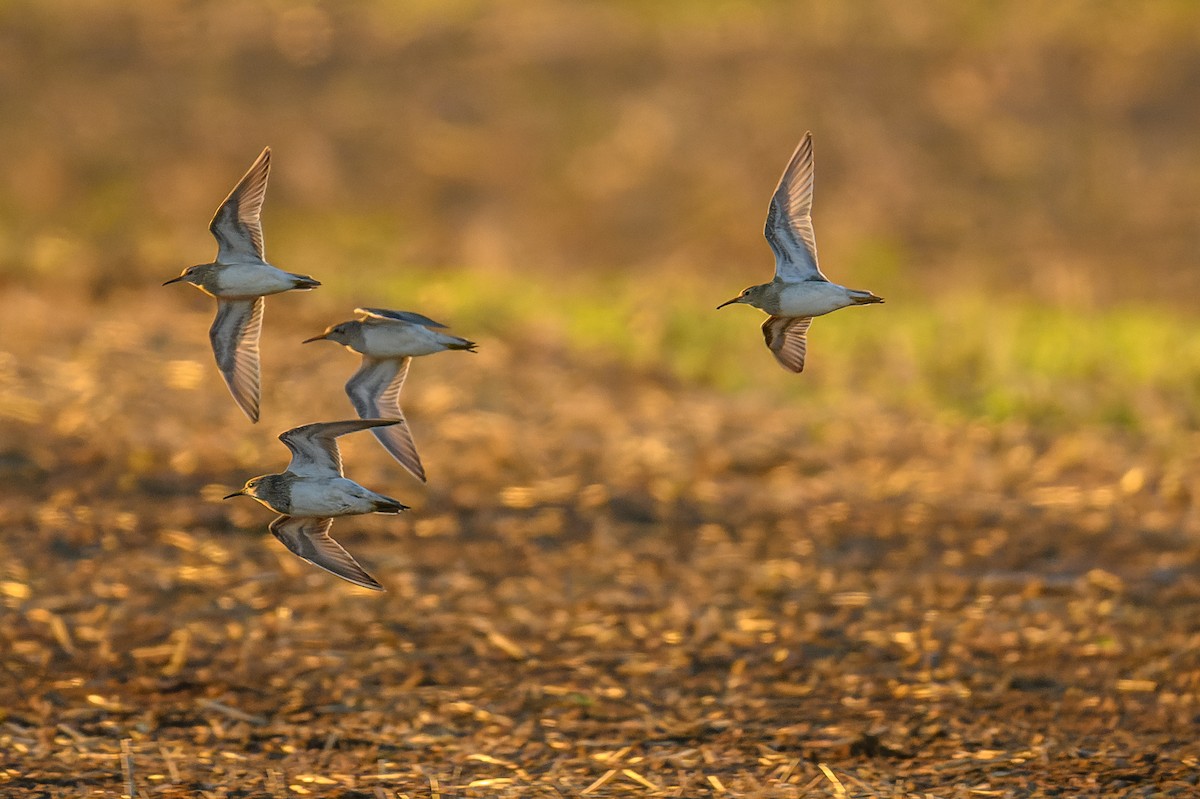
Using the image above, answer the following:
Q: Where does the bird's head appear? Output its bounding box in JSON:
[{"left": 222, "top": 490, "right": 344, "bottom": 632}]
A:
[
  {"left": 162, "top": 263, "right": 212, "bottom": 287},
  {"left": 302, "top": 320, "right": 359, "bottom": 346},
  {"left": 717, "top": 284, "right": 766, "bottom": 310},
  {"left": 224, "top": 476, "right": 265, "bottom": 501}
]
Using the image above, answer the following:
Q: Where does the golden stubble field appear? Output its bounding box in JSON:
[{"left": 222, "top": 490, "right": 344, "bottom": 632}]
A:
[
  {"left": 3, "top": 2, "right": 1200, "bottom": 796},
  {"left": 2, "top": 287, "right": 1199, "bottom": 797}
]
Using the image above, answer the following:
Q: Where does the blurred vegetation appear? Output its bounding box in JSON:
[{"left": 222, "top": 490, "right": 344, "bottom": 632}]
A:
[
  {"left": 0, "top": 0, "right": 1198, "bottom": 425},
  {"left": 3, "top": 8, "right": 1200, "bottom": 791}
]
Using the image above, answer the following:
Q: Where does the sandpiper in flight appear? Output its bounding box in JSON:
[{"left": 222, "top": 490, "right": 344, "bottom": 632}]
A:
[
  {"left": 163, "top": 148, "right": 321, "bottom": 421},
  {"left": 224, "top": 419, "right": 410, "bottom": 591},
  {"left": 718, "top": 132, "right": 883, "bottom": 372},
  {"left": 302, "top": 308, "right": 477, "bottom": 483}
]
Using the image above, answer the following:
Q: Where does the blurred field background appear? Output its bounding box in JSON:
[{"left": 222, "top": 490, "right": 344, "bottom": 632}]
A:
[{"left": 3, "top": 1, "right": 1200, "bottom": 795}]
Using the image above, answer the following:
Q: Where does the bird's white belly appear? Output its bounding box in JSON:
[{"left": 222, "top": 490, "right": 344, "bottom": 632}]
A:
[
  {"left": 776, "top": 281, "right": 853, "bottom": 317},
  {"left": 362, "top": 325, "right": 444, "bottom": 358},
  {"left": 288, "top": 478, "right": 378, "bottom": 517},
  {"left": 213, "top": 263, "right": 298, "bottom": 298}
]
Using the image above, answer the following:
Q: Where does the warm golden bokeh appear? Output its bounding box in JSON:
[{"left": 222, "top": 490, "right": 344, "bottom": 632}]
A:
[
  {"left": 2, "top": 3, "right": 1200, "bottom": 795},
  {"left": 3, "top": 1, "right": 1199, "bottom": 302}
]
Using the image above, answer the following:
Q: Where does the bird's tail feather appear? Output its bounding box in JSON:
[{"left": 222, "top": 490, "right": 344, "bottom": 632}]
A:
[
  {"left": 850, "top": 290, "right": 884, "bottom": 305},
  {"left": 372, "top": 496, "right": 410, "bottom": 514}
]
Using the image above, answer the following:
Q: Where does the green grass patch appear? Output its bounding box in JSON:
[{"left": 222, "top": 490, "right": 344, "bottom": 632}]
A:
[{"left": 316, "top": 262, "right": 1200, "bottom": 434}]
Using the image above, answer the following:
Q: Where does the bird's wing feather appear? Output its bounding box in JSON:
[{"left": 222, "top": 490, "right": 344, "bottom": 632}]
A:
[
  {"left": 764, "top": 132, "right": 827, "bottom": 282},
  {"left": 279, "top": 419, "right": 399, "bottom": 478},
  {"left": 209, "top": 297, "right": 264, "bottom": 422},
  {"left": 761, "top": 315, "right": 813, "bottom": 373},
  {"left": 345, "top": 357, "right": 426, "bottom": 482},
  {"left": 354, "top": 308, "right": 449, "bottom": 329},
  {"left": 209, "top": 147, "right": 270, "bottom": 263},
  {"left": 269, "top": 515, "right": 383, "bottom": 591}
]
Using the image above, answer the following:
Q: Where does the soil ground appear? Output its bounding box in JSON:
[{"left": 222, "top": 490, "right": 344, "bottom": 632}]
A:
[
  {"left": 2, "top": 296, "right": 1199, "bottom": 797},
  {"left": 4, "top": 5, "right": 1200, "bottom": 794}
]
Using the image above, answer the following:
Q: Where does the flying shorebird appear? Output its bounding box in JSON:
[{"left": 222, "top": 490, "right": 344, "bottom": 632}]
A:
[
  {"left": 163, "top": 147, "right": 320, "bottom": 422},
  {"left": 224, "top": 419, "right": 409, "bottom": 591},
  {"left": 717, "top": 132, "right": 883, "bottom": 372},
  {"left": 302, "top": 308, "right": 477, "bottom": 483}
]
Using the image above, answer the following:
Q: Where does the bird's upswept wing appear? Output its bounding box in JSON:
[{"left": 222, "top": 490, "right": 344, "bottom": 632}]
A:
[
  {"left": 761, "top": 315, "right": 813, "bottom": 373},
  {"left": 354, "top": 308, "right": 449, "bottom": 329},
  {"left": 278, "top": 419, "right": 400, "bottom": 478},
  {"left": 764, "top": 132, "right": 827, "bottom": 282},
  {"left": 345, "top": 357, "right": 425, "bottom": 482},
  {"left": 269, "top": 515, "right": 383, "bottom": 591},
  {"left": 210, "top": 297, "right": 264, "bottom": 422},
  {"left": 210, "top": 147, "right": 271, "bottom": 263}
]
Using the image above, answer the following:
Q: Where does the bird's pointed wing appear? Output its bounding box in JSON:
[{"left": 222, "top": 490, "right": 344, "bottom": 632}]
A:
[
  {"left": 761, "top": 315, "right": 813, "bottom": 373},
  {"left": 210, "top": 147, "right": 270, "bottom": 263},
  {"left": 209, "top": 297, "right": 264, "bottom": 422},
  {"left": 279, "top": 419, "right": 400, "bottom": 478},
  {"left": 764, "top": 132, "right": 827, "bottom": 282},
  {"left": 354, "top": 308, "right": 449, "bottom": 329},
  {"left": 345, "top": 357, "right": 425, "bottom": 482},
  {"left": 268, "top": 515, "right": 383, "bottom": 591}
]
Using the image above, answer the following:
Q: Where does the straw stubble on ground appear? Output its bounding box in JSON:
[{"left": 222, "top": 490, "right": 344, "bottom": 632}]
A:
[{"left": 2, "top": 294, "right": 1200, "bottom": 797}]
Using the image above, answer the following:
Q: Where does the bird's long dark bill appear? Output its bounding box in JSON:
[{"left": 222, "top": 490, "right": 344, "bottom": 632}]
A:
[
  {"left": 223, "top": 490, "right": 244, "bottom": 500},
  {"left": 162, "top": 275, "right": 187, "bottom": 286},
  {"left": 716, "top": 297, "right": 740, "bottom": 309},
  {"left": 301, "top": 333, "right": 328, "bottom": 343}
]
